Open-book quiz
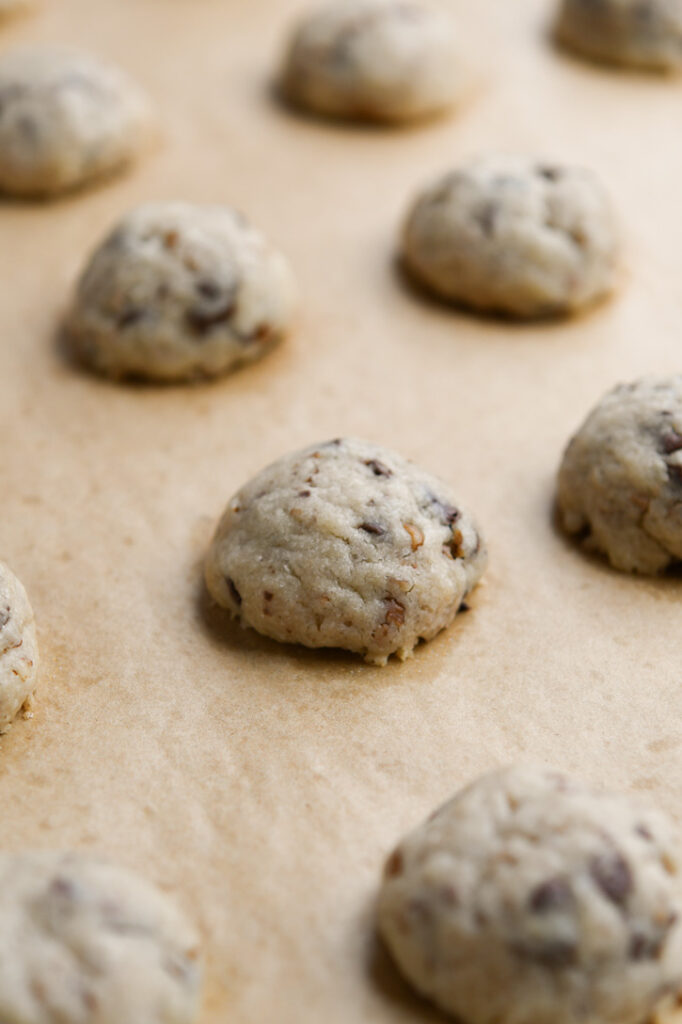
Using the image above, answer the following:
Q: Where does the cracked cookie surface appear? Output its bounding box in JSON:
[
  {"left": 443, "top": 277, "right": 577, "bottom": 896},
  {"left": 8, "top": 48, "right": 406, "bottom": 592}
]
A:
[
  {"left": 556, "top": 0, "right": 682, "bottom": 71},
  {"left": 0, "top": 851, "right": 202, "bottom": 1024},
  {"left": 65, "top": 202, "right": 297, "bottom": 382},
  {"left": 205, "top": 438, "right": 486, "bottom": 665},
  {"left": 558, "top": 375, "right": 682, "bottom": 573},
  {"left": 402, "top": 155, "right": 619, "bottom": 318},
  {"left": 279, "top": 0, "right": 464, "bottom": 124},
  {"left": 0, "top": 560, "right": 38, "bottom": 734},
  {"left": 378, "top": 765, "right": 682, "bottom": 1024},
  {"left": 0, "top": 48, "right": 153, "bottom": 197}
]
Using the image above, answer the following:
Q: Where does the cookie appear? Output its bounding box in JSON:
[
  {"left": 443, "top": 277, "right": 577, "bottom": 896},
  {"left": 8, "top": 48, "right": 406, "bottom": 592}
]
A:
[
  {"left": 205, "top": 438, "right": 486, "bottom": 665},
  {"left": 0, "top": 560, "right": 38, "bottom": 734},
  {"left": 556, "top": 0, "right": 682, "bottom": 72},
  {"left": 64, "top": 202, "right": 297, "bottom": 382},
  {"left": 557, "top": 375, "right": 682, "bottom": 574},
  {"left": 0, "top": 48, "right": 153, "bottom": 198},
  {"left": 0, "top": 851, "right": 202, "bottom": 1024},
  {"left": 379, "top": 765, "right": 682, "bottom": 1024},
  {"left": 401, "top": 155, "right": 619, "bottom": 318},
  {"left": 279, "top": 0, "right": 464, "bottom": 124}
]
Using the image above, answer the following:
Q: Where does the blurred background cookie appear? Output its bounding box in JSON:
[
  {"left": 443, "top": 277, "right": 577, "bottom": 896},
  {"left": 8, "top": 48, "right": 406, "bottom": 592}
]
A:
[{"left": 556, "top": 0, "right": 682, "bottom": 72}]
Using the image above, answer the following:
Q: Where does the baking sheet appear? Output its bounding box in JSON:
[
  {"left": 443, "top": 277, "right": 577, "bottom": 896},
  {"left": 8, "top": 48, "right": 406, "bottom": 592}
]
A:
[{"left": 1, "top": 0, "right": 682, "bottom": 1020}]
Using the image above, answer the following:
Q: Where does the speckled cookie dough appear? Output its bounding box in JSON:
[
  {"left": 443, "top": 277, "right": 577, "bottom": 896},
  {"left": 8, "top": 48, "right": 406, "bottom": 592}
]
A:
[
  {"left": 379, "top": 765, "right": 682, "bottom": 1024},
  {"left": 64, "top": 202, "right": 297, "bottom": 382},
  {"left": 205, "top": 438, "right": 486, "bottom": 665},
  {"left": 0, "top": 560, "right": 38, "bottom": 735},
  {"left": 0, "top": 851, "right": 202, "bottom": 1024},
  {"left": 0, "top": 48, "right": 153, "bottom": 197},
  {"left": 556, "top": 0, "right": 682, "bottom": 71},
  {"left": 401, "top": 155, "right": 619, "bottom": 318},
  {"left": 279, "top": 0, "right": 465, "bottom": 124},
  {"left": 557, "top": 376, "right": 682, "bottom": 574}
]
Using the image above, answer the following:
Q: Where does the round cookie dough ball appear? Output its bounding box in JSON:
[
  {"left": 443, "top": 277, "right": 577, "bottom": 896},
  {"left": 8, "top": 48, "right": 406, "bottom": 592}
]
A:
[
  {"left": 279, "top": 0, "right": 465, "bottom": 124},
  {"left": 205, "top": 438, "right": 486, "bottom": 665},
  {"left": 0, "top": 851, "right": 202, "bottom": 1024},
  {"left": 401, "top": 155, "right": 619, "bottom": 319},
  {"left": 64, "top": 202, "right": 297, "bottom": 382},
  {"left": 0, "top": 48, "right": 153, "bottom": 198},
  {"left": 556, "top": 0, "right": 682, "bottom": 72},
  {"left": 379, "top": 765, "right": 682, "bottom": 1024},
  {"left": 0, "top": 560, "right": 38, "bottom": 734},
  {"left": 558, "top": 375, "right": 682, "bottom": 574}
]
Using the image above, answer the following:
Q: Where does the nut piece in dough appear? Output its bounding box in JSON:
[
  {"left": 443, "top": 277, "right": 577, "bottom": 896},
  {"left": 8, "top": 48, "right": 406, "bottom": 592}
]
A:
[
  {"left": 279, "top": 0, "right": 465, "bottom": 124},
  {"left": 0, "top": 851, "right": 202, "bottom": 1024},
  {"left": 401, "top": 155, "right": 619, "bottom": 319},
  {"left": 379, "top": 765, "right": 682, "bottom": 1024},
  {"left": 205, "top": 437, "right": 486, "bottom": 665},
  {"left": 556, "top": 0, "right": 682, "bottom": 72},
  {"left": 558, "top": 375, "right": 682, "bottom": 573},
  {"left": 65, "top": 202, "right": 297, "bottom": 382},
  {"left": 0, "top": 560, "right": 38, "bottom": 734},
  {"left": 0, "top": 48, "right": 153, "bottom": 198}
]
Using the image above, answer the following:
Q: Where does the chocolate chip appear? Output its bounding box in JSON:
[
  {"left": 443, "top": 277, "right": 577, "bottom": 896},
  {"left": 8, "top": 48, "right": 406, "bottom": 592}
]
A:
[
  {"left": 116, "top": 307, "right": 145, "bottom": 329},
  {"left": 196, "top": 279, "right": 222, "bottom": 301},
  {"left": 629, "top": 930, "right": 667, "bottom": 961},
  {"left": 475, "top": 201, "right": 498, "bottom": 237},
  {"left": 458, "top": 600, "right": 470, "bottom": 612},
  {"left": 186, "top": 300, "right": 235, "bottom": 335},
  {"left": 298, "top": 490, "right": 311, "bottom": 498},
  {"left": 264, "top": 591, "right": 274, "bottom": 601},
  {"left": 529, "top": 877, "right": 573, "bottom": 913},
  {"left": 636, "top": 824, "right": 654, "bottom": 841},
  {"left": 360, "top": 521, "right": 386, "bottom": 536},
  {"left": 537, "top": 165, "right": 561, "bottom": 182},
  {"left": 364, "top": 458, "right": 392, "bottom": 478},
  {"left": 511, "top": 939, "right": 577, "bottom": 968},
  {"left": 662, "top": 430, "right": 682, "bottom": 455},
  {"left": 427, "top": 493, "right": 460, "bottom": 525},
  {"left": 590, "top": 851, "right": 632, "bottom": 905},
  {"left": 0, "top": 607, "right": 9, "bottom": 629},
  {"left": 225, "top": 577, "right": 242, "bottom": 606},
  {"left": 385, "top": 849, "right": 404, "bottom": 878}
]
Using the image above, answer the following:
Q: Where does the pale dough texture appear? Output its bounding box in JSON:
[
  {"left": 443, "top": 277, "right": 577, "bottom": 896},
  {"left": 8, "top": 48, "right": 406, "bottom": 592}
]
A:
[
  {"left": 379, "top": 765, "right": 682, "bottom": 1024},
  {"left": 65, "top": 202, "right": 297, "bottom": 382},
  {"left": 558, "top": 375, "right": 682, "bottom": 573},
  {"left": 402, "top": 155, "right": 619, "bottom": 318},
  {"left": 279, "top": 0, "right": 465, "bottom": 123},
  {"left": 0, "top": 851, "right": 202, "bottom": 1024},
  {"left": 205, "top": 438, "right": 487, "bottom": 665},
  {"left": 0, "top": 48, "right": 153, "bottom": 197},
  {"left": 556, "top": 0, "right": 682, "bottom": 71},
  {"left": 0, "top": 560, "right": 38, "bottom": 735}
]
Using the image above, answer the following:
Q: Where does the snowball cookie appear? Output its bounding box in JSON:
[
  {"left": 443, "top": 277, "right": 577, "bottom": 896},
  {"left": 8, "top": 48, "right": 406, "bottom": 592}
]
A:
[
  {"left": 378, "top": 765, "right": 682, "bottom": 1024},
  {"left": 0, "top": 851, "right": 202, "bottom": 1024},
  {"left": 205, "top": 438, "right": 486, "bottom": 665},
  {"left": 556, "top": 0, "right": 682, "bottom": 72},
  {"left": 0, "top": 560, "right": 38, "bottom": 734},
  {"left": 402, "top": 155, "right": 619, "bottom": 319},
  {"left": 558, "top": 376, "right": 682, "bottom": 574},
  {"left": 64, "top": 202, "right": 297, "bottom": 382},
  {"left": 279, "top": 0, "right": 464, "bottom": 124},
  {"left": 0, "top": 48, "right": 153, "bottom": 198}
]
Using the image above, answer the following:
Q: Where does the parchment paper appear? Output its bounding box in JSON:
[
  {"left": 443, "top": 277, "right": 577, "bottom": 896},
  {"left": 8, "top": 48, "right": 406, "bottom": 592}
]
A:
[{"left": 1, "top": 1, "right": 681, "bottom": 1020}]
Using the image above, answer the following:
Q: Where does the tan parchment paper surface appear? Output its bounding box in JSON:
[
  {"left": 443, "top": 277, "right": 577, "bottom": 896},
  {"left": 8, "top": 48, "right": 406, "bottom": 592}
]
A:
[{"left": 0, "top": 1, "right": 681, "bottom": 1021}]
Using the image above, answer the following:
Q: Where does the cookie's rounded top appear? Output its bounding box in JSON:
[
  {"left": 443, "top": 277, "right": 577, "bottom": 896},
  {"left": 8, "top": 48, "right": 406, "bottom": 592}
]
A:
[
  {"left": 402, "top": 155, "right": 619, "bottom": 319},
  {"left": 205, "top": 437, "right": 486, "bottom": 665},
  {"left": 0, "top": 851, "right": 202, "bottom": 1024},
  {"left": 556, "top": 0, "right": 682, "bottom": 71},
  {"left": 0, "top": 560, "right": 38, "bottom": 734},
  {"left": 279, "top": 0, "right": 464, "bottom": 124},
  {"left": 0, "top": 47, "right": 153, "bottom": 197},
  {"left": 558, "top": 375, "right": 682, "bottom": 574},
  {"left": 65, "top": 201, "right": 297, "bottom": 382},
  {"left": 379, "top": 765, "right": 682, "bottom": 1024}
]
